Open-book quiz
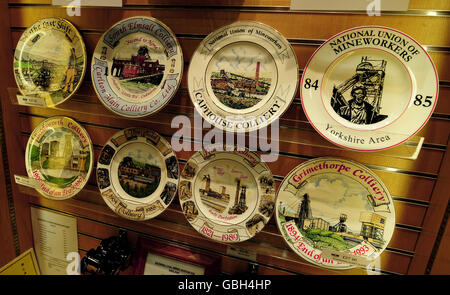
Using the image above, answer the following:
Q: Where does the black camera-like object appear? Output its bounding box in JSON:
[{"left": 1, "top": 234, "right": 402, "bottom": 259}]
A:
[{"left": 81, "top": 230, "right": 132, "bottom": 275}]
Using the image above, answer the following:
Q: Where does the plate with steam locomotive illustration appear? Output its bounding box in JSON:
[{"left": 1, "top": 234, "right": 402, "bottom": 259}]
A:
[
  {"left": 275, "top": 157, "right": 395, "bottom": 270},
  {"left": 97, "top": 128, "right": 179, "bottom": 221},
  {"left": 179, "top": 146, "right": 276, "bottom": 243},
  {"left": 301, "top": 26, "right": 438, "bottom": 151},
  {"left": 188, "top": 21, "right": 298, "bottom": 133},
  {"left": 25, "top": 116, "right": 93, "bottom": 200},
  {"left": 91, "top": 17, "right": 183, "bottom": 118},
  {"left": 14, "top": 18, "right": 86, "bottom": 107}
]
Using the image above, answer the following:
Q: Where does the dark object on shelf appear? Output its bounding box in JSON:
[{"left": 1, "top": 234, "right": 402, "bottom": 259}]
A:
[{"left": 80, "top": 230, "right": 132, "bottom": 275}]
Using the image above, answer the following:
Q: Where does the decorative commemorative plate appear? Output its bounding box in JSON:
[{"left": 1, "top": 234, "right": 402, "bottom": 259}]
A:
[
  {"left": 188, "top": 21, "right": 299, "bottom": 133},
  {"left": 275, "top": 157, "right": 395, "bottom": 270},
  {"left": 97, "top": 128, "right": 179, "bottom": 221},
  {"left": 179, "top": 146, "right": 276, "bottom": 243},
  {"left": 25, "top": 116, "right": 93, "bottom": 200},
  {"left": 91, "top": 17, "right": 183, "bottom": 118},
  {"left": 301, "top": 26, "right": 439, "bottom": 151},
  {"left": 14, "top": 18, "right": 86, "bottom": 107}
]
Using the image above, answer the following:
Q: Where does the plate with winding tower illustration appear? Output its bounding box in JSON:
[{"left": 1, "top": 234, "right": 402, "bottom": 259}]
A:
[
  {"left": 14, "top": 18, "right": 86, "bottom": 107},
  {"left": 25, "top": 116, "right": 93, "bottom": 200},
  {"left": 275, "top": 157, "right": 395, "bottom": 270},
  {"left": 188, "top": 21, "right": 299, "bottom": 133},
  {"left": 91, "top": 16, "right": 183, "bottom": 118},
  {"left": 301, "top": 26, "right": 438, "bottom": 151},
  {"left": 97, "top": 128, "right": 179, "bottom": 221},
  {"left": 179, "top": 146, "right": 276, "bottom": 243}
]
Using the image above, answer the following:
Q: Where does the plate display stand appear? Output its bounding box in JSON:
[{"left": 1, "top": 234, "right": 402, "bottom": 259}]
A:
[{"left": 0, "top": 1, "right": 449, "bottom": 276}]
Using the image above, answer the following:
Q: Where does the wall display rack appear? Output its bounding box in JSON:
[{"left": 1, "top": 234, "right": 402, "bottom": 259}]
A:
[{"left": 0, "top": 0, "right": 449, "bottom": 275}]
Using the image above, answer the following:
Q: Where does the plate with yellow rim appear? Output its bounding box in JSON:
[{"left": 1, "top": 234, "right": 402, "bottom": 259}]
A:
[
  {"left": 97, "top": 128, "right": 179, "bottom": 221},
  {"left": 14, "top": 18, "right": 86, "bottom": 107},
  {"left": 275, "top": 157, "right": 395, "bottom": 270},
  {"left": 179, "top": 146, "right": 276, "bottom": 243},
  {"left": 301, "top": 26, "right": 439, "bottom": 151},
  {"left": 91, "top": 16, "right": 183, "bottom": 118},
  {"left": 25, "top": 116, "right": 93, "bottom": 200},
  {"left": 188, "top": 21, "right": 299, "bottom": 133}
]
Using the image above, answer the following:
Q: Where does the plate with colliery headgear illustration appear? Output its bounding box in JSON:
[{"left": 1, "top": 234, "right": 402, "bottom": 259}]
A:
[
  {"left": 179, "top": 146, "right": 276, "bottom": 243},
  {"left": 25, "top": 116, "right": 93, "bottom": 200},
  {"left": 97, "top": 128, "right": 179, "bottom": 221},
  {"left": 188, "top": 21, "right": 298, "bottom": 133},
  {"left": 91, "top": 16, "right": 183, "bottom": 118},
  {"left": 275, "top": 157, "right": 395, "bottom": 270},
  {"left": 301, "top": 26, "right": 439, "bottom": 151},
  {"left": 14, "top": 18, "right": 86, "bottom": 107}
]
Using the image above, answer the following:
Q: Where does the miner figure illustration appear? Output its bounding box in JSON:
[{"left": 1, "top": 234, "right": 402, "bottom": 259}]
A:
[{"left": 63, "top": 47, "right": 77, "bottom": 93}]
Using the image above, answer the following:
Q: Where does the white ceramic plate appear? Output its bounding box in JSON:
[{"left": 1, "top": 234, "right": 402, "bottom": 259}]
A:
[
  {"left": 301, "top": 26, "right": 439, "bottom": 151},
  {"left": 14, "top": 18, "right": 86, "bottom": 107},
  {"left": 275, "top": 157, "right": 395, "bottom": 269},
  {"left": 92, "top": 16, "right": 183, "bottom": 118},
  {"left": 97, "top": 128, "right": 179, "bottom": 221},
  {"left": 179, "top": 146, "right": 275, "bottom": 243},
  {"left": 188, "top": 21, "right": 299, "bottom": 133},
  {"left": 25, "top": 116, "right": 93, "bottom": 200}
]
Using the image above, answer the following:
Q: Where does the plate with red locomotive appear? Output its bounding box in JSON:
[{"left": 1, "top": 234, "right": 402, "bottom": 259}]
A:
[
  {"left": 92, "top": 17, "right": 183, "bottom": 118},
  {"left": 301, "top": 26, "right": 438, "bottom": 151}
]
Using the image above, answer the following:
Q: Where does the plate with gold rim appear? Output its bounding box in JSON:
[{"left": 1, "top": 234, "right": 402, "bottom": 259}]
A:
[
  {"left": 14, "top": 18, "right": 86, "bottom": 107},
  {"left": 275, "top": 157, "right": 395, "bottom": 270},
  {"left": 301, "top": 26, "right": 439, "bottom": 151},
  {"left": 97, "top": 128, "right": 179, "bottom": 221},
  {"left": 25, "top": 116, "right": 93, "bottom": 200},
  {"left": 179, "top": 146, "right": 276, "bottom": 243},
  {"left": 188, "top": 21, "right": 299, "bottom": 133},
  {"left": 91, "top": 16, "right": 183, "bottom": 118}
]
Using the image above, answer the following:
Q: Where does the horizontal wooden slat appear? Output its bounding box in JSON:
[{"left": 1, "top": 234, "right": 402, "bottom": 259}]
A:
[
  {"left": 10, "top": 30, "right": 450, "bottom": 82},
  {"left": 8, "top": 0, "right": 450, "bottom": 11},
  {"left": 9, "top": 7, "right": 450, "bottom": 46}
]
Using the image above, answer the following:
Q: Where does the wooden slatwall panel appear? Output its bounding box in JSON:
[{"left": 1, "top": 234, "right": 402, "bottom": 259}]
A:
[{"left": 1, "top": 0, "right": 449, "bottom": 275}]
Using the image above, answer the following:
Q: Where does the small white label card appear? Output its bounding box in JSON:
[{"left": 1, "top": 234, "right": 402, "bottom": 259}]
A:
[
  {"left": 52, "top": 0, "right": 122, "bottom": 7},
  {"left": 321, "top": 248, "right": 373, "bottom": 268},
  {"left": 144, "top": 253, "right": 205, "bottom": 275},
  {"left": 31, "top": 207, "right": 78, "bottom": 275},
  {"left": 14, "top": 175, "right": 38, "bottom": 189},
  {"left": 16, "top": 95, "right": 47, "bottom": 107}
]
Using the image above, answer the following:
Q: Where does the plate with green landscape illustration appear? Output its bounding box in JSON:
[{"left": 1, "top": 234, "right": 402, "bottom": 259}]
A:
[
  {"left": 275, "top": 157, "right": 395, "bottom": 270},
  {"left": 188, "top": 21, "right": 298, "bottom": 133},
  {"left": 97, "top": 128, "right": 179, "bottom": 221},
  {"left": 25, "top": 116, "right": 93, "bottom": 200},
  {"left": 91, "top": 16, "right": 183, "bottom": 118},
  {"left": 179, "top": 145, "right": 276, "bottom": 243},
  {"left": 14, "top": 18, "right": 86, "bottom": 107}
]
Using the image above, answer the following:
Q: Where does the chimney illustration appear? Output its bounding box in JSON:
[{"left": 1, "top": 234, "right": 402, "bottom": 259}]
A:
[
  {"left": 255, "top": 61, "right": 260, "bottom": 85},
  {"left": 221, "top": 186, "right": 226, "bottom": 195},
  {"left": 234, "top": 179, "right": 241, "bottom": 206}
]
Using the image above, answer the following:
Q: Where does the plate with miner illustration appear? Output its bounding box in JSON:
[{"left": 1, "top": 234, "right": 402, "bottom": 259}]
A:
[
  {"left": 25, "top": 116, "right": 93, "bottom": 200},
  {"left": 14, "top": 18, "right": 86, "bottom": 107},
  {"left": 97, "top": 128, "right": 179, "bottom": 221},
  {"left": 188, "top": 21, "right": 299, "bottom": 133},
  {"left": 301, "top": 26, "right": 438, "bottom": 151},
  {"left": 275, "top": 157, "right": 395, "bottom": 270},
  {"left": 179, "top": 146, "right": 276, "bottom": 243},
  {"left": 91, "top": 16, "right": 183, "bottom": 118}
]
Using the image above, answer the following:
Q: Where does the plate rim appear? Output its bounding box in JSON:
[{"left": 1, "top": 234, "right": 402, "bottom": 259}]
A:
[
  {"left": 179, "top": 146, "right": 276, "bottom": 243},
  {"left": 97, "top": 127, "right": 180, "bottom": 221},
  {"left": 13, "top": 17, "right": 87, "bottom": 107},
  {"left": 274, "top": 156, "right": 396, "bottom": 270},
  {"left": 90, "top": 16, "right": 184, "bottom": 118},
  {"left": 300, "top": 25, "right": 439, "bottom": 152},
  {"left": 187, "top": 20, "right": 299, "bottom": 133},
  {"left": 25, "top": 115, "right": 94, "bottom": 200}
]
